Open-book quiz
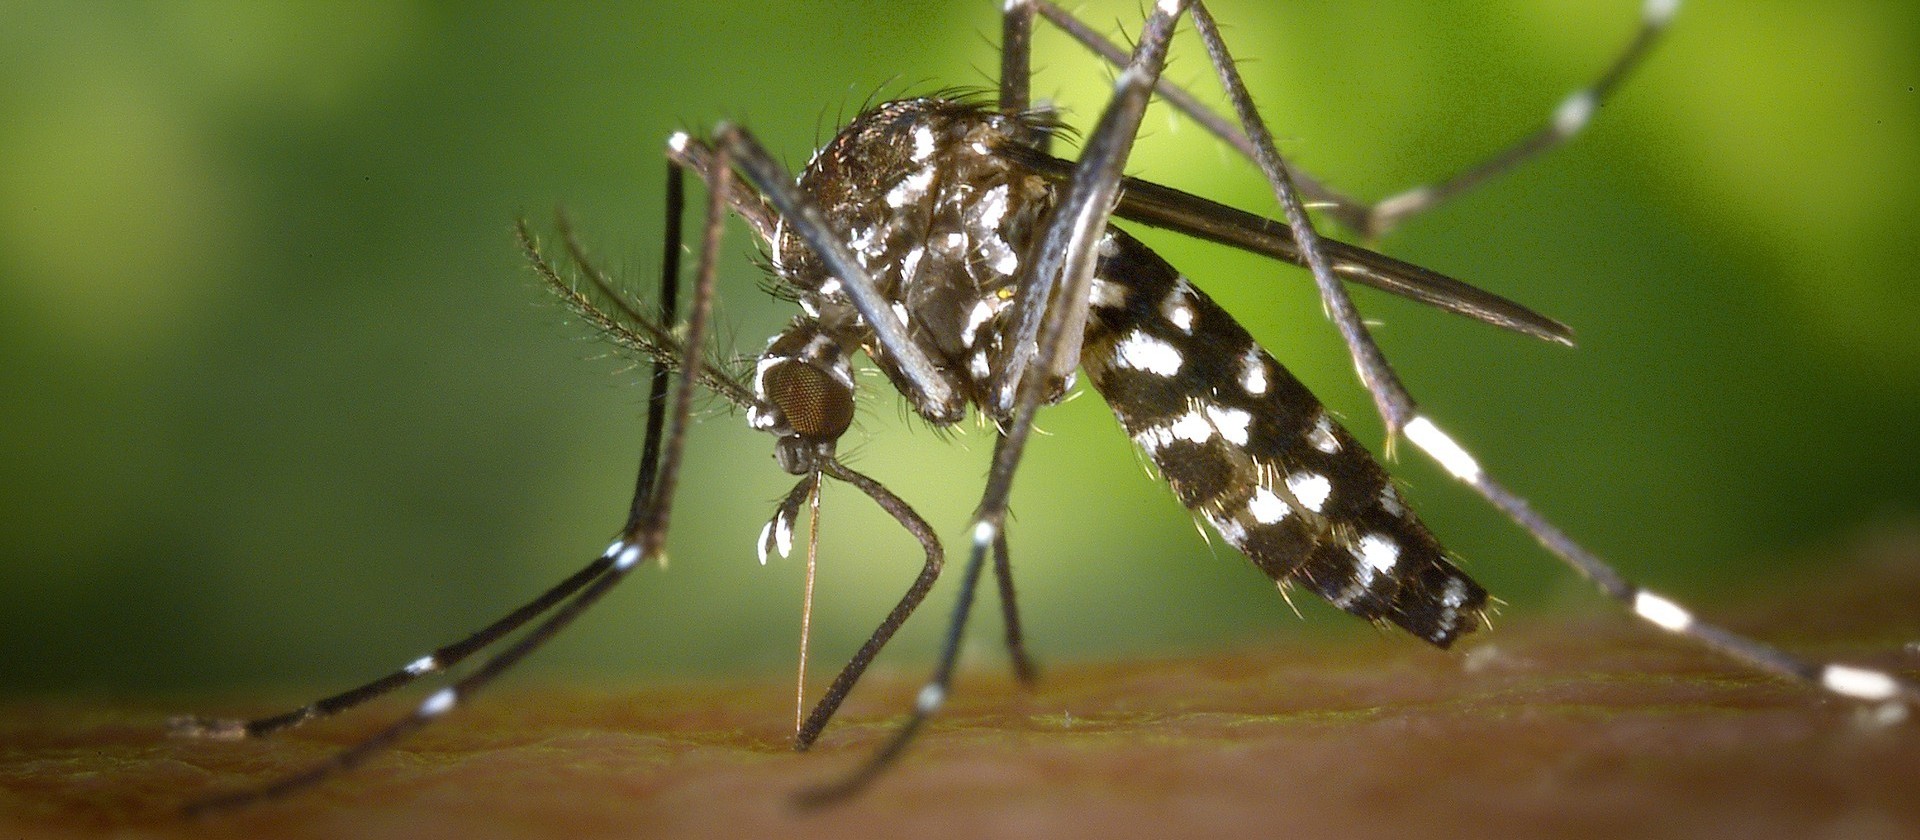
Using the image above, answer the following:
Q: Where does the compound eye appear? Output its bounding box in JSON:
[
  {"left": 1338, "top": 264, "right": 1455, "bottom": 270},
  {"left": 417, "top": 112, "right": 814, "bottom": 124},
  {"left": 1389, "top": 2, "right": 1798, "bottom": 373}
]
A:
[{"left": 763, "top": 359, "right": 854, "bottom": 442}]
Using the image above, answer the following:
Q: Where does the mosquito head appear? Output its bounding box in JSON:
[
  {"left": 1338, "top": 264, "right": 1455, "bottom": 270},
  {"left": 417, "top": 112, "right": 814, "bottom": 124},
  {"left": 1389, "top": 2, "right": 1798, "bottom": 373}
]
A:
[{"left": 749, "top": 320, "right": 857, "bottom": 475}]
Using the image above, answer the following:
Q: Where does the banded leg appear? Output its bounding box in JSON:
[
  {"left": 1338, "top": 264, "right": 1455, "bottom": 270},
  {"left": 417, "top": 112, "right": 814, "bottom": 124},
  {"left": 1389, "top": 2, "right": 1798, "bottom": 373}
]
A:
[
  {"left": 1028, "top": 0, "right": 1679, "bottom": 239},
  {"left": 180, "top": 134, "right": 735, "bottom": 817},
  {"left": 167, "top": 159, "right": 709, "bottom": 748},
  {"left": 166, "top": 555, "right": 616, "bottom": 742},
  {"left": 1177, "top": 1, "right": 1919, "bottom": 712},
  {"left": 1401, "top": 415, "right": 1920, "bottom": 710}
]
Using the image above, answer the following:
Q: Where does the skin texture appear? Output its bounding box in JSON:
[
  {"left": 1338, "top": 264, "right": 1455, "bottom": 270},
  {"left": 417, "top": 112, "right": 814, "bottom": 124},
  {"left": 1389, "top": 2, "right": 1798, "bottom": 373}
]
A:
[{"left": 6, "top": 539, "right": 1919, "bottom": 840}]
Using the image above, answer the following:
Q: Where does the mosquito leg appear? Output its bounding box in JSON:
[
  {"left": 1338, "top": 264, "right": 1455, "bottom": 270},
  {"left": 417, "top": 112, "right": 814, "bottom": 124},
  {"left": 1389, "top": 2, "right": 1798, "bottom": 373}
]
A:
[
  {"left": 1028, "top": 0, "right": 1356, "bottom": 223},
  {"left": 182, "top": 134, "right": 735, "bottom": 818},
  {"left": 1183, "top": 0, "right": 1915, "bottom": 715},
  {"left": 1000, "top": 0, "right": 1034, "bottom": 116},
  {"left": 1184, "top": 0, "right": 1416, "bottom": 442},
  {"left": 991, "top": 0, "right": 1190, "bottom": 414},
  {"left": 793, "top": 459, "right": 944, "bottom": 751},
  {"left": 792, "top": 494, "right": 990, "bottom": 808},
  {"left": 1026, "top": 2, "right": 1275, "bottom": 184},
  {"left": 1365, "top": 0, "right": 1679, "bottom": 238},
  {"left": 1034, "top": 0, "right": 1677, "bottom": 239},
  {"left": 665, "top": 133, "right": 778, "bottom": 246},
  {"left": 630, "top": 159, "right": 686, "bottom": 507},
  {"left": 1400, "top": 415, "right": 1920, "bottom": 711},
  {"left": 168, "top": 556, "right": 616, "bottom": 741},
  {"left": 994, "top": 143, "right": 1575, "bottom": 344},
  {"left": 172, "top": 150, "right": 704, "bottom": 746},
  {"left": 991, "top": 506, "right": 1038, "bottom": 685}
]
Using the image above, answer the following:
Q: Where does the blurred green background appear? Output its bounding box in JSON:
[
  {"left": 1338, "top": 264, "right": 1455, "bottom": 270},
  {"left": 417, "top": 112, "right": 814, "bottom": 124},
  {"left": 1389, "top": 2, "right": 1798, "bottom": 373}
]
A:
[{"left": 3, "top": 1, "right": 1917, "bottom": 697}]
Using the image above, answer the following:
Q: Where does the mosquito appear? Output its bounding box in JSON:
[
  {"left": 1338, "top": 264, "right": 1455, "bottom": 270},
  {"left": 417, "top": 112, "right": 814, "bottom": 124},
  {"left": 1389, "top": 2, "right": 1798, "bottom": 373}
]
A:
[{"left": 174, "top": 0, "right": 1918, "bottom": 814}]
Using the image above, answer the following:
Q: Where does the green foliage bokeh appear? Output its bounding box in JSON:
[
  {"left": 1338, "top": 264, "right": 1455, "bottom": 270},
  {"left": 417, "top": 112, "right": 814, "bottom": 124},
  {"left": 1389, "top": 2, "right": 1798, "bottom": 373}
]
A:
[{"left": 2, "top": 1, "right": 1917, "bottom": 694}]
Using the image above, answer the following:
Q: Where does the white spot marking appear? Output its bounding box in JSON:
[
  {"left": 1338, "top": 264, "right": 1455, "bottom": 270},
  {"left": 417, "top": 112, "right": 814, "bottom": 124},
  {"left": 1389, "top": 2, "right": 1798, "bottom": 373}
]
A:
[
  {"left": 1352, "top": 533, "right": 1400, "bottom": 576},
  {"left": 911, "top": 124, "right": 936, "bottom": 162},
  {"left": 1156, "top": 0, "right": 1182, "bottom": 16},
  {"left": 753, "top": 355, "right": 786, "bottom": 398},
  {"left": 916, "top": 684, "right": 946, "bottom": 714},
  {"left": 405, "top": 655, "right": 438, "bottom": 676},
  {"left": 1205, "top": 404, "right": 1251, "bottom": 446},
  {"left": 847, "top": 225, "right": 878, "bottom": 256},
  {"left": 1169, "top": 409, "right": 1213, "bottom": 444},
  {"left": 419, "top": 688, "right": 457, "bottom": 718},
  {"left": 774, "top": 512, "right": 794, "bottom": 559},
  {"left": 1286, "top": 471, "right": 1332, "bottom": 513},
  {"left": 1437, "top": 576, "right": 1471, "bottom": 631},
  {"left": 1553, "top": 90, "right": 1595, "bottom": 138},
  {"left": 956, "top": 299, "right": 990, "bottom": 347},
  {"left": 1090, "top": 277, "right": 1127, "bottom": 309},
  {"left": 1097, "top": 232, "right": 1119, "bottom": 258},
  {"left": 1113, "top": 330, "right": 1183, "bottom": 376},
  {"left": 1238, "top": 348, "right": 1268, "bottom": 395},
  {"left": 1307, "top": 412, "right": 1340, "bottom": 454},
  {"left": 666, "top": 132, "right": 689, "bottom": 153},
  {"left": 1372, "top": 185, "right": 1433, "bottom": 224},
  {"left": 614, "top": 542, "right": 643, "bottom": 570},
  {"left": 943, "top": 231, "right": 966, "bottom": 251},
  {"left": 1632, "top": 590, "right": 1694, "bottom": 632},
  {"left": 747, "top": 404, "right": 777, "bottom": 431},
  {"left": 1247, "top": 487, "right": 1287, "bottom": 525},
  {"left": 1160, "top": 286, "right": 1195, "bottom": 333},
  {"left": 900, "top": 246, "right": 924, "bottom": 285},
  {"left": 977, "top": 184, "right": 1010, "bottom": 231},
  {"left": 885, "top": 166, "right": 936, "bottom": 208},
  {"left": 825, "top": 355, "right": 854, "bottom": 390},
  {"left": 757, "top": 520, "right": 774, "bottom": 565},
  {"left": 1405, "top": 415, "right": 1482, "bottom": 482},
  {"left": 1133, "top": 424, "right": 1174, "bottom": 455},
  {"left": 601, "top": 539, "right": 627, "bottom": 560},
  {"left": 969, "top": 349, "right": 991, "bottom": 379},
  {"left": 972, "top": 520, "right": 997, "bottom": 548},
  {"left": 991, "top": 243, "right": 1020, "bottom": 276},
  {"left": 890, "top": 301, "right": 911, "bottom": 328},
  {"left": 1823, "top": 665, "right": 1901, "bottom": 701}
]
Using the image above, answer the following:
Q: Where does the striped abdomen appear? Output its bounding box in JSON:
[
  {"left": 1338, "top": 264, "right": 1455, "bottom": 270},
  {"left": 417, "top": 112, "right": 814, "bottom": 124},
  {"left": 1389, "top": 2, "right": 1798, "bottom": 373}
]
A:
[{"left": 1080, "top": 229, "right": 1487, "bottom": 647}]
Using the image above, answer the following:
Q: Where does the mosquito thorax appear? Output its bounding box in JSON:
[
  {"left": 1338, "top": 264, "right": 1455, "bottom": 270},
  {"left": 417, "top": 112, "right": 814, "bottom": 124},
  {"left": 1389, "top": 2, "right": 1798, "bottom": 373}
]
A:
[{"left": 775, "top": 97, "right": 1059, "bottom": 423}]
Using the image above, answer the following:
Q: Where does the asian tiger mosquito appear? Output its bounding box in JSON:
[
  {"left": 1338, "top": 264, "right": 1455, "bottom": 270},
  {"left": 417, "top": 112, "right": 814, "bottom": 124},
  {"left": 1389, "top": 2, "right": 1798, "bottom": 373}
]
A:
[{"left": 172, "top": 0, "right": 1919, "bottom": 814}]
